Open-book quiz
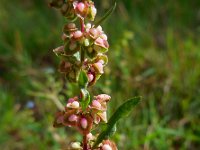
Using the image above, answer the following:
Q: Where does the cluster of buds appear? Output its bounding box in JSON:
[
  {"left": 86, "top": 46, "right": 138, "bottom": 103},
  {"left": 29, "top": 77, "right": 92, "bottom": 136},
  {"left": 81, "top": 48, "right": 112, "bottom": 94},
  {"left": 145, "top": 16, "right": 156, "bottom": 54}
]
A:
[
  {"left": 53, "top": 94, "right": 111, "bottom": 134},
  {"left": 49, "top": 0, "right": 97, "bottom": 21},
  {"left": 53, "top": 94, "right": 118, "bottom": 149},
  {"left": 69, "top": 139, "right": 117, "bottom": 150},
  {"left": 50, "top": 0, "right": 117, "bottom": 149},
  {"left": 53, "top": 21, "right": 109, "bottom": 83}
]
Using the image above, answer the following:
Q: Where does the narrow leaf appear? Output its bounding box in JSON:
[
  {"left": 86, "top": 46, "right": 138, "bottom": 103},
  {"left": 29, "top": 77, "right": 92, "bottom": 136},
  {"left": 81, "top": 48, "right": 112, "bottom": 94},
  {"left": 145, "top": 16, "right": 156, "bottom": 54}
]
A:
[
  {"left": 80, "top": 88, "right": 90, "bottom": 110},
  {"left": 108, "top": 96, "right": 141, "bottom": 127},
  {"left": 94, "top": 2, "right": 117, "bottom": 27},
  {"left": 78, "top": 70, "right": 88, "bottom": 88},
  {"left": 93, "top": 97, "right": 141, "bottom": 148}
]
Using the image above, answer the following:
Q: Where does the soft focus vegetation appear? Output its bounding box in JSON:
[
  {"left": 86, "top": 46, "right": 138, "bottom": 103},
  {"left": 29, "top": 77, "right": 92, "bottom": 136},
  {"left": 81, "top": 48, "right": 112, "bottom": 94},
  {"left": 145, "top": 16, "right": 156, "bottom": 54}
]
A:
[{"left": 0, "top": 0, "right": 200, "bottom": 149}]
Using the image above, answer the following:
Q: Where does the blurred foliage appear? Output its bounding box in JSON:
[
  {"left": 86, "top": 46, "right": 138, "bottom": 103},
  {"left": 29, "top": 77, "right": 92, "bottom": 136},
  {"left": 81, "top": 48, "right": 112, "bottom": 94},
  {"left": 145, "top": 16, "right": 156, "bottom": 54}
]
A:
[{"left": 0, "top": 0, "right": 200, "bottom": 149}]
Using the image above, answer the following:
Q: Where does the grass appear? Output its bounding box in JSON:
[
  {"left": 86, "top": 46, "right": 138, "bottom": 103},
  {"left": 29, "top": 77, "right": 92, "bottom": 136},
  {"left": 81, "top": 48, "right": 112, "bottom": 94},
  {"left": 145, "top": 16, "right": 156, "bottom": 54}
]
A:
[{"left": 0, "top": 0, "right": 200, "bottom": 149}]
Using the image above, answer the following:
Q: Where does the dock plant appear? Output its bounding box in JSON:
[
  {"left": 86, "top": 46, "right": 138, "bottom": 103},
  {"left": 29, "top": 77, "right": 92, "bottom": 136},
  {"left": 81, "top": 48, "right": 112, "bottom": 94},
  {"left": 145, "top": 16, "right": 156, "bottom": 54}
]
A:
[{"left": 49, "top": 0, "right": 141, "bottom": 149}]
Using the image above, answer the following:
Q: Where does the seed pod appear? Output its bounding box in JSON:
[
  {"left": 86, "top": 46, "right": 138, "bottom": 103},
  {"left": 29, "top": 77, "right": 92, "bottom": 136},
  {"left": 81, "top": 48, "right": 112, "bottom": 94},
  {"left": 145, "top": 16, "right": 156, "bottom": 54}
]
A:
[
  {"left": 64, "top": 41, "right": 80, "bottom": 55},
  {"left": 53, "top": 46, "right": 65, "bottom": 56},
  {"left": 94, "top": 37, "right": 109, "bottom": 53},
  {"left": 95, "top": 54, "right": 108, "bottom": 66},
  {"left": 53, "top": 111, "right": 65, "bottom": 128},
  {"left": 59, "top": 60, "right": 72, "bottom": 73},
  {"left": 60, "top": 2, "right": 77, "bottom": 21},
  {"left": 63, "top": 109, "right": 78, "bottom": 127},
  {"left": 87, "top": 4, "right": 97, "bottom": 21},
  {"left": 92, "top": 62, "right": 104, "bottom": 74},
  {"left": 63, "top": 23, "right": 78, "bottom": 34}
]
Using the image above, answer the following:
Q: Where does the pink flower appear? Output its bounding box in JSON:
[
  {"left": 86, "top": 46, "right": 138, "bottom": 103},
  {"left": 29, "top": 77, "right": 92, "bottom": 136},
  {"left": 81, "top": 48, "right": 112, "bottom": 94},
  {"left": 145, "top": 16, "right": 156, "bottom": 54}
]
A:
[
  {"left": 87, "top": 73, "right": 94, "bottom": 82},
  {"left": 80, "top": 118, "right": 88, "bottom": 129},
  {"left": 68, "top": 114, "right": 78, "bottom": 122},
  {"left": 92, "top": 100, "right": 102, "bottom": 109},
  {"left": 73, "top": 30, "right": 83, "bottom": 39}
]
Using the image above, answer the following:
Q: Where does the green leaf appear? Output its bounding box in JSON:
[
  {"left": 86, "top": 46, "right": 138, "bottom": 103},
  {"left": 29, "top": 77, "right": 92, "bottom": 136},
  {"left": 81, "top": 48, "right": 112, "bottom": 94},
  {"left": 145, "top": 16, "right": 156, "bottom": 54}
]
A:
[
  {"left": 94, "top": 2, "right": 117, "bottom": 27},
  {"left": 92, "top": 97, "right": 141, "bottom": 148},
  {"left": 78, "top": 70, "right": 88, "bottom": 88},
  {"left": 80, "top": 88, "right": 90, "bottom": 110},
  {"left": 107, "top": 96, "right": 141, "bottom": 127}
]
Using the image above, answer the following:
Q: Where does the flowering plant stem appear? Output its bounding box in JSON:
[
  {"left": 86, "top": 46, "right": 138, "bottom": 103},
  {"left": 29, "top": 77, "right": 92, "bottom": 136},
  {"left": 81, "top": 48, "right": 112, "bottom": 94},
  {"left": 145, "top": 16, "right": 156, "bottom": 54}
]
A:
[
  {"left": 49, "top": 0, "right": 140, "bottom": 149},
  {"left": 83, "top": 135, "right": 88, "bottom": 150}
]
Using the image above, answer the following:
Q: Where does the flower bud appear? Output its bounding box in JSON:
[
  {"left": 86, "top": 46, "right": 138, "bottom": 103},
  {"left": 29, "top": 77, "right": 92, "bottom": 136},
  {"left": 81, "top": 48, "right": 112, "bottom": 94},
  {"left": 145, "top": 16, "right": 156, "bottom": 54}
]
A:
[
  {"left": 53, "top": 46, "right": 64, "bottom": 56},
  {"left": 94, "top": 37, "right": 109, "bottom": 53},
  {"left": 101, "top": 34, "right": 108, "bottom": 40},
  {"left": 53, "top": 111, "right": 65, "bottom": 128},
  {"left": 80, "top": 118, "right": 88, "bottom": 129},
  {"left": 77, "top": 116, "right": 93, "bottom": 134},
  {"left": 93, "top": 62, "right": 104, "bottom": 74},
  {"left": 92, "top": 100, "right": 101, "bottom": 109},
  {"left": 102, "top": 144, "right": 112, "bottom": 150},
  {"left": 73, "top": 30, "right": 83, "bottom": 39},
  {"left": 76, "top": 2, "right": 85, "bottom": 13},
  {"left": 89, "top": 28, "right": 99, "bottom": 39},
  {"left": 98, "top": 60, "right": 105, "bottom": 65},
  {"left": 88, "top": 5, "right": 97, "bottom": 21},
  {"left": 86, "top": 133, "right": 94, "bottom": 141},
  {"left": 71, "top": 101, "right": 79, "bottom": 108},
  {"left": 71, "top": 142, "right": 81, "bottom": 149},
  {"left": 87, "top": 73, "right": 94, "bottom": 82},
  {"left": 67, "top": 101, "right": 79, "bottom": 108},
  {"left": 95, "top": 37, "right": 104, "bottom": 45},
  {"left": 63, "top": 23, "right": 77, "bottom": 34},
  {"left": 102, "top": 140, "right": 118, "bottom": 150},
  {"left": 96, "top": 25, "right": 103, "bottom": 33},
  {"left": 98, "top": 111, "right": 107, "bottom": 122},
  {"left": 68, "top": 23, "right": 76, "bottom": 29},
  {"left": 95, "top": 94, "right": 111, "bottom": 102},
  {"left": 57, "top": 116, "right": 63, "bottom": 124},
  {"left": 86, "top": 23, "right": 92, "bottom": 29},
  {"left": 68, "top": 114, "right": 78, "bottom": 122},
  {"left": 68, "top": 98, "right": 75, "bottom": 103}
]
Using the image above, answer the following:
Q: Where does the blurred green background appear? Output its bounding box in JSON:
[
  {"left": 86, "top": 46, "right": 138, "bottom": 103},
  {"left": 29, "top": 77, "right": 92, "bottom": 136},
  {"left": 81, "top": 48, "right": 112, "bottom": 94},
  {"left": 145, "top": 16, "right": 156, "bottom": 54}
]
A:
[{"left": 0, "top": 0, "right": 200, "bottom": 149}]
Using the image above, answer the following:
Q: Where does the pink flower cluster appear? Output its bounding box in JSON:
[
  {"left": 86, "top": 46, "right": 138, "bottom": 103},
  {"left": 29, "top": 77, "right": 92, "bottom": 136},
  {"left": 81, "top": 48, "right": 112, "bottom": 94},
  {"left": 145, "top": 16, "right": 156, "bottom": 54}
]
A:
[
  {"left": 50, "top": 0, "right": 97, "bottom": 21},
  {"left": 53, "top": 22, "right": 109, "bottom": 83},
  {"left": 53, "top": 94, "right": 111, "bottom": 135},
  {"left": 62, "top": 22, "right": 109, "bottom": 57},
  {"left": 50, "top": 0, "right": 118, "bottom": 149}
]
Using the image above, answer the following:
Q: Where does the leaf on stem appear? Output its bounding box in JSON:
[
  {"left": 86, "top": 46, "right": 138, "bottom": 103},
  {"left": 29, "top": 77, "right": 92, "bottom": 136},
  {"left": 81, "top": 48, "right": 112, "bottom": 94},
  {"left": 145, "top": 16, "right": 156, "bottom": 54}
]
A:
[
  {"left": 80, "top": 88, "right": 90, "bottom": 111},
  {"left": 92, "top": 96, "right": 141, "bottom": 148},
  {"left": 78, "top": 70, "right": 88, "bottom": 88},
  {"left": 94, "top": 2, "right": 117, "bottom": 27}
]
